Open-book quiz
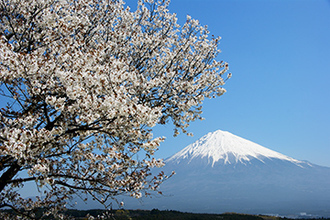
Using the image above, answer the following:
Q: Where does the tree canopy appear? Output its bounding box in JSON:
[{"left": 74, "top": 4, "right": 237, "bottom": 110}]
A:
[{"left": 0, "top": 0, "right": 229, "bottom": 218}]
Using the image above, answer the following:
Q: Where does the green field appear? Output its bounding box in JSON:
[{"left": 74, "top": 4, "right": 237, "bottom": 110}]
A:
[{"left": 2, "top": 209, "right": 330, "bottom": 220}]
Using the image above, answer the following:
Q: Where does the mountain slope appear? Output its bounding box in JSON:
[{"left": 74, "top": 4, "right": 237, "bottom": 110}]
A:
[
  {"left": 79, "top": 130, "right": 330, "bottom": 217},
  {"left": 121, "top": 130, "right": 330, "bottom": 217}
]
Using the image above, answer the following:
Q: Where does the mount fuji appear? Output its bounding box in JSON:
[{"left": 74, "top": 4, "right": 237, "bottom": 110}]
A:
[
  {"left": 77, "top": 130, "right": 330, "bottom": 217},
  {"left": 155, "top": 130, "right": 330, "bottom": 216},
  {"left": 167, "top": 130, "right": 306, "bottom": 167},
  {"left": 114, "top": 130, "right": 330, "bottom": 217}
]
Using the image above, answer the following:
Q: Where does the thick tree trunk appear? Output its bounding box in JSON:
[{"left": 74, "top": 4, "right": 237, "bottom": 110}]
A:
[{"left": 0, "top": 162, "right": 21, "bottom": 192}]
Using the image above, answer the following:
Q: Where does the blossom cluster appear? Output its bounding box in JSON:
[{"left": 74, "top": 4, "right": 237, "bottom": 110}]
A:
[{"left": 0, "top": 0, "right": 229, "bottom": 218}]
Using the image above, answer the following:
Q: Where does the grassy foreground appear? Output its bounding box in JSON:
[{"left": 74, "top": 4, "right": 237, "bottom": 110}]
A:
[
  {"left": 3, "top": 209, "right": 330, "bottom": 220},
  {"left": 77, "top": 209, "right": 330, "bottom": 220}
]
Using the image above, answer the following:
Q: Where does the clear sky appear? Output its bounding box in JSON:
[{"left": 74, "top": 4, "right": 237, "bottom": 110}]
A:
[
  {"left": 126, "top": 0, "right": 330, "bottom": 167},
  {"left": 1, "top": 0, "right": 329, "bottom": 201}
]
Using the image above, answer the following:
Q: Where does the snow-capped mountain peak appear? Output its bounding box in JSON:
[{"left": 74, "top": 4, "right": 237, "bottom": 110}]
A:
[
  {"left": 167, "top": 130, "right": 303, "bottom": 166},
  {"left": 116, "top": 130, "right": 330, "bottom": 217}
]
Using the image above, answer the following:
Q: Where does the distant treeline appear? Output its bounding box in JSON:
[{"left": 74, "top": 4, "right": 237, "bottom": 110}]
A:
[{"left": 2, "top": 208, "right": 330, "bottom": 220}]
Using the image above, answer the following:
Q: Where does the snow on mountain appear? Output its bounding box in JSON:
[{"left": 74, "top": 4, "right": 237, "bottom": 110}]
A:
[
  {"left": 154, "top": 130, "right": 330, "bottom": 217},
  {"left": 79, "top": 129, "right": 330, "bottom": 217},
  {"left": 167, "top": 130, "right": 305, "bottom": 167}
]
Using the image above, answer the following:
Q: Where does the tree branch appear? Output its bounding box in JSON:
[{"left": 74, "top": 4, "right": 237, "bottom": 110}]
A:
[{"left": 0, "top": 161, "right": 21, "bottom": 192}]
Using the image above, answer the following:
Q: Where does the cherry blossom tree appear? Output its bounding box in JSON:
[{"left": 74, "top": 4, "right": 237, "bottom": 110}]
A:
[{"left": 0, "top": 0, "right": 230, "bottom": 218}]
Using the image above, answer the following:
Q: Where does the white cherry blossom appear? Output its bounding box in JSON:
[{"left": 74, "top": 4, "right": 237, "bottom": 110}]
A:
[{"left": 0, "top": 0, "right": 229, "bottom": 218}]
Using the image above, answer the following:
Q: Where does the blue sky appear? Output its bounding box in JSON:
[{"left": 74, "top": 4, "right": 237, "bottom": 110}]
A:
[
  {"left": 126, "top": 0, "right": 330, "bottom": 167},
  {"left": 1, "top": 0, "right": 329, "bottom": 201},
  {"left": 2, "top": 1, "right": 329, "bottom": 170}
]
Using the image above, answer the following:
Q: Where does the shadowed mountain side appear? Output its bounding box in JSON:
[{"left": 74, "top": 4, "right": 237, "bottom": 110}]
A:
[
  {"left": 74, "top": 130, "right": 330, "bottom": 218},
  {"left": 118, "top": 130, "right": 330, "bottom": 217}
]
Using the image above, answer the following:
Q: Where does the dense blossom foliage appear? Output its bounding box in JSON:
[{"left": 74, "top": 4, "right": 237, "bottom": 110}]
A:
[{"left": 0, "top": 0, "right": 229, "bottom": 218}]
